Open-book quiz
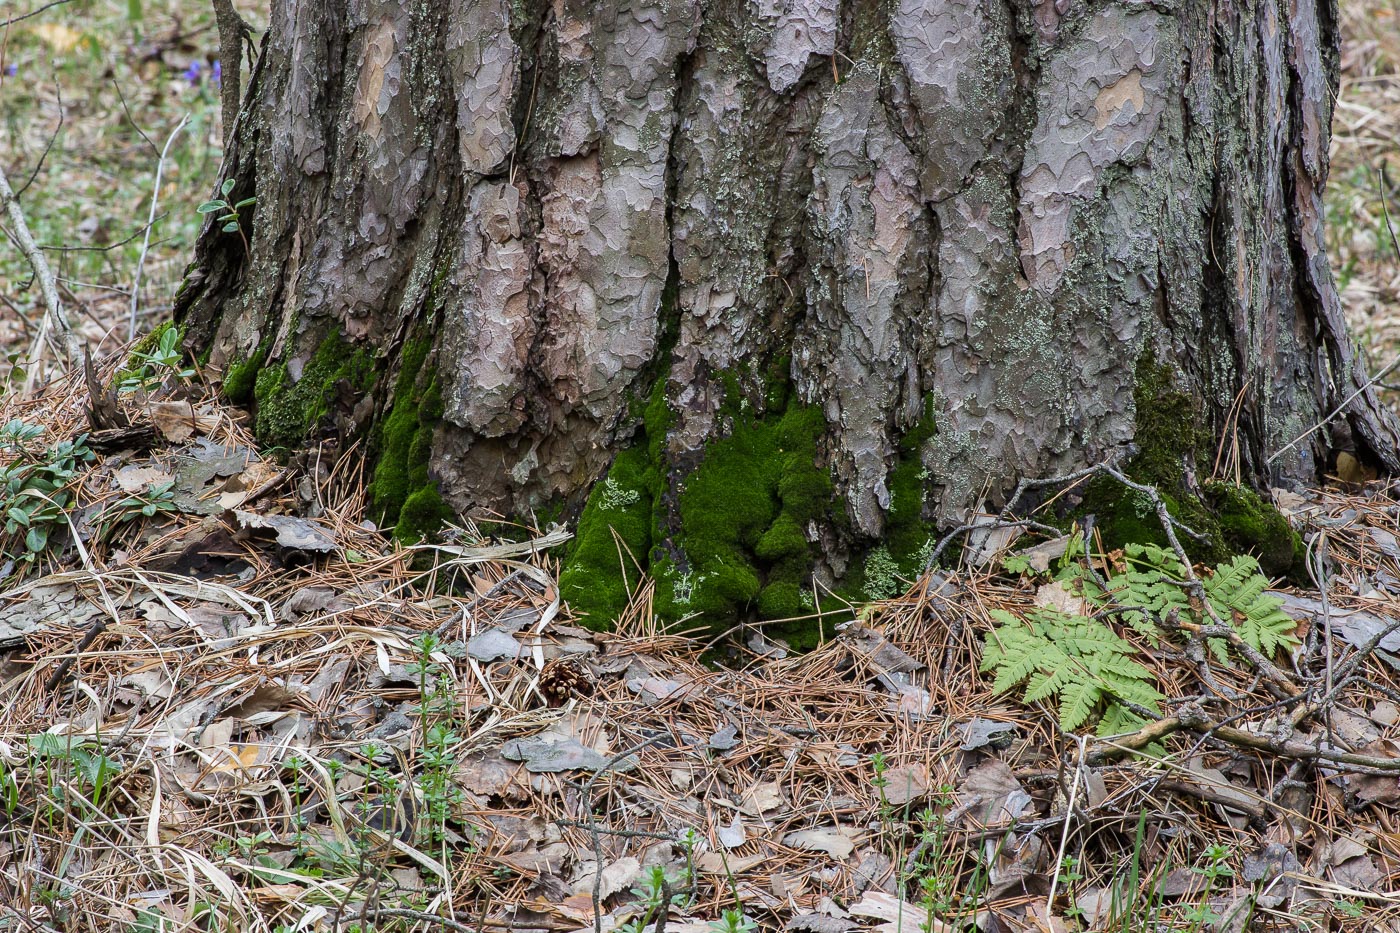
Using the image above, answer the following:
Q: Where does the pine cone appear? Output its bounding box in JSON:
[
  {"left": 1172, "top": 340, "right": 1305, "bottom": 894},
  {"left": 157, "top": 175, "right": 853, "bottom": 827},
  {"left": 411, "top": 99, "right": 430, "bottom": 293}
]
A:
[{"left": 538, "top": 658, "right": 593, "bottom": 707}]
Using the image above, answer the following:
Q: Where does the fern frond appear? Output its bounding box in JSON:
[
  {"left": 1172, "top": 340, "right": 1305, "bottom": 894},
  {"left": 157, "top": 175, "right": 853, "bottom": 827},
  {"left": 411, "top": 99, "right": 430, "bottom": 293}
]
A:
[
  {"left": 981, "top": 607, "right": 1162, "bottom": 732},
  {"left": 1059, "top": 680, "right": 1102, "bottom": 732}
]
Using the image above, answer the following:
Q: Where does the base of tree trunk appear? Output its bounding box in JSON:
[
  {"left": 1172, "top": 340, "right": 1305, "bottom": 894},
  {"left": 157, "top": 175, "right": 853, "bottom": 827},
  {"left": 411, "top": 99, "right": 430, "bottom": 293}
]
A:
[{"left": 175, "top": 0, "right": 1399, "bottom": 638}]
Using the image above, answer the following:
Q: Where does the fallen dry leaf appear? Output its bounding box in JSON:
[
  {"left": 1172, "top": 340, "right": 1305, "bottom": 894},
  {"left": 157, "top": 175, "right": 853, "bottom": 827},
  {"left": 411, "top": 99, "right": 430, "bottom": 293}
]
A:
[
  {"left": 717, "top": 813, "right": 747, "bottom": 848},
  {"left": 740, "top": 782, "right": 785, "bottom": 816},
  {"left": 783, "top": 826, "right": 862, "bottom": 860},
  {"left": 116, "top": 464, "right": 174, "bottom": 493},
  {"left": 147, "top": 400, "right": 219, "bottom": 443}
]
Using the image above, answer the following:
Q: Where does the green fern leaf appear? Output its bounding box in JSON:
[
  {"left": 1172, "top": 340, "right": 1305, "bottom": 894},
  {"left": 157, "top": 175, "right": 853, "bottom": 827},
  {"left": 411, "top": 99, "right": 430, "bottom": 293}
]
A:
[
  {"left": 1059, "top": 679, "right": 1102, "bottom": 732},
  {"left": 981, "top": 607, "right": 1162, "bottom": 732}
]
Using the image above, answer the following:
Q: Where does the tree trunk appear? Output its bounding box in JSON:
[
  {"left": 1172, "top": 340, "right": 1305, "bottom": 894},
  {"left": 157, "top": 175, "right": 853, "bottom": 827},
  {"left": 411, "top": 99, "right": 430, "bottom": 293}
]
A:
[{"left": 176, "top": 0, "right": 1400, "bottom": 630}]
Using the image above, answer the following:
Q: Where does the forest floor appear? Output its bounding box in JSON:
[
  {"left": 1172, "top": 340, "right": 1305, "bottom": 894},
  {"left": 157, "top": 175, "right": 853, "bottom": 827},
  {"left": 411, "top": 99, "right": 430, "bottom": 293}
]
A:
[
  {"left": 0, "top": 339, "right": 1399, "bottom": 933},
  {"left": 4, "top": 2, "right": 1400, "bottom": 933}
]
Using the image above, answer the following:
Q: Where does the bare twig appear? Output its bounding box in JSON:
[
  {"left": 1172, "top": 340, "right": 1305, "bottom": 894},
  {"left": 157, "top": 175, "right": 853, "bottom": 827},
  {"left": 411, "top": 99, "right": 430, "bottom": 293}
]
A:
[
  {"left": 1267, "top": 353, "right": 1400, "bottom": 465},
  {"left": 129, "top": 115, "right": 190, "bottom": 340},
  {"left": 16, "top": 76, "right": 62, "bottom": 200},
  {"left": 1046, "top": 734, "right": 1088, "bottom": 917},
  {"left": 211, "top": 0, "right": 254, "bottom": 150},
  {"left": 0, "top": 0, "right": 73, "bottom": 30}
]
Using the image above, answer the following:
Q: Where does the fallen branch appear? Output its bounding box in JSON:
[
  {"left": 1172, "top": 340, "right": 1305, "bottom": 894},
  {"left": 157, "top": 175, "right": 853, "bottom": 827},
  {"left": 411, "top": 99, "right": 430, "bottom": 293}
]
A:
[
  {"left": 1091, "top": 702, "right": 1400, "bottom": 773},
  {"left": 0, "top": 162, "right": 80, "bottom": 382}
]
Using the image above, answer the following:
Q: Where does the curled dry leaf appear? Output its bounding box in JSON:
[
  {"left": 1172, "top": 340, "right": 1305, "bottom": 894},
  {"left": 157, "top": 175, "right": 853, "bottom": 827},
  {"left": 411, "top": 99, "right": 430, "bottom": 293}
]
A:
[
  {"left": 234, "top": 510, "right": 337, "bottom": 553},
  {"left": 716, "top": 813, "right": 747, "bottom": 848}
]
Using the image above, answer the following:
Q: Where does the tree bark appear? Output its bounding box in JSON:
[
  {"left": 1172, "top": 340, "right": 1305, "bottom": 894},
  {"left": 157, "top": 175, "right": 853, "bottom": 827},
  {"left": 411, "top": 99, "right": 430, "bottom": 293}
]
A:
[{"left": 176, "top": 0, "right": 1400, "bottom": 627}]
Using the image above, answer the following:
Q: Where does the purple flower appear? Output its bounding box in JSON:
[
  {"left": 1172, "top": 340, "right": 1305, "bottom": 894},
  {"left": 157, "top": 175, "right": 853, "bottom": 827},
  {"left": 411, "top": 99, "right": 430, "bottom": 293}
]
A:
[
  {"left": 182, "top": 61, "right": 202, "bottom": 84},
  {"left": 3, "top": 64, "right": 15, "bottom": 77},
  {"left": 211, "top": 59, "right": 222, "bottom": 86}
]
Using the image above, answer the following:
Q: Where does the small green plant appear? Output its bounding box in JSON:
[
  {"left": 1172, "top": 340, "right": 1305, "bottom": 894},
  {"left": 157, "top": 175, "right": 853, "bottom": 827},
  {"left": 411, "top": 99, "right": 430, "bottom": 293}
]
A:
[
  {"left": 197, "top": 177, "right": 255, "bottom": 254},
  {"left": 28, "top": 732, "right": 119, "bottom": 823},
  {"left": 981, "top": 607, "right": 1164, "bottom": 732},
  {"left": 234, "top": 829, "right": 275, "bottom": 862},
  {"left": 1058, "top": 855, "right": 1086, "bottom": 924},
  {"left": 987, "top": 540, "right": 1300, "bottom": 732},
  {"left": 1082, "top": 543, "right": 1299, "bottom": 662},
  {"left": 1183, "top": 843, "right": 1236, "bottom": 931},
  {"left": 0, "top": 421, "right": 93, "bottom": 564},
  {"left": 0, "top": 758, "right": 18, "bottom": 817},
  {"left": 618, "top": 864, "right": 692, "bottom": 933},
  {"left": 708, "top": 908, "right": 758, "bottom": 933},
  {"left": 119, "top": 325, "right": 196, "bottom": 393},
  {"left": 407, "top": 633, "right": 465, "bottom": 848},
  {"left": 97, "top": 481, "right": 177, "bottom": 540},
  {"left": 870, "top": 751, "right": 890, "bottom": 808}
]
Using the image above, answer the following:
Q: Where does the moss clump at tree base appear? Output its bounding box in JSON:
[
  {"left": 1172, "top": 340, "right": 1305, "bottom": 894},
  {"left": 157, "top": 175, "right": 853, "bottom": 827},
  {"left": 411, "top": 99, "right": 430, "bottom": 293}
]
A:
[
  {"left": 1203, "top": 481, "right": 1307, "bottom": 580},
  {"left": 368, "top": 336, "right": 453, "bottom": 545},
  {"left": 561, "top": 380, "right": 954, "bottom": 646},
  {"left": 557, "top": 446, "right": 658, "bottom": 624},
  {"left": 1074, "top": 354, "right": 1305, "bottom": 581},
  {"left": 560, "top": 369, "right": 840, "bottom": 638},
  {"left": 222, "top": 343, "right": 269, "bottom": 404}
]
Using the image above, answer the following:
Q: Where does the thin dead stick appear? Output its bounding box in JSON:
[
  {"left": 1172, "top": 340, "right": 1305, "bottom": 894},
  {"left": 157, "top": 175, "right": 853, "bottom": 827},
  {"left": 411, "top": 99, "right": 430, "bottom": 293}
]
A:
[
  {"left": 129, "top": 114, "right": 190, "bottom": 340},
  {"left": 1266, "top": 354, "right": 1400, "bottom": 465},
  {"left": 211, "top": 0, "right": 253, "bottom": 151},
  {"left": 0, "top": 162, "right": 80, "bottom": 380},
  {"left": 1045, "top": 734, "right": 1087, "bottom": 917},
  {"left": 0, "top": 0, "right": 74, "bottom": 29}
]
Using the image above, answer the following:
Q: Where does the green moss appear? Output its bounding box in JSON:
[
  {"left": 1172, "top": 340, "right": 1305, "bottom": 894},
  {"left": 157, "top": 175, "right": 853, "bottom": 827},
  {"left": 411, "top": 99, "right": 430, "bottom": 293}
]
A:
[
  {"left": 853, "top": 396, "right": 938, "bottom": 599},
  {"left": 757, "top": 581, "right": 804, "bottom": 619},
  {"left": 560, "top": 365, "right": 836, "bottom": 633},
  {"left": 657, "top": 402, "right": 832, "bottom": 622},
  {"left": 397, "top": 486, "right": 454, "bottom": 544},
  {"left": 1204, "top": 482, "right": 1307, "bottom": 580},
  {"left": 252, "top": 333, "right": 374, "bottom": 449},
  {"left": 368, "top": 337, "right": 452, "bottom": 544},
  {"left": 1077, "top": 354, "right": 1302, "bottom": 577},
  {"left": 222, "top": 345, "right": 266, "bottom": 403},
  {"left": 557, "top": 446, "right": 660, "bottom": 628}
]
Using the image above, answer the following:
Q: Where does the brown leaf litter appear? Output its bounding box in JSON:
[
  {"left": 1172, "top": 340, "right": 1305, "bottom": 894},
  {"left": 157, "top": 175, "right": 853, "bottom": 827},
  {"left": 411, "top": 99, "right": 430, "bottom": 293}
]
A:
[{"left": 3, "top": 362, "right": 1400, "bottom": 931}]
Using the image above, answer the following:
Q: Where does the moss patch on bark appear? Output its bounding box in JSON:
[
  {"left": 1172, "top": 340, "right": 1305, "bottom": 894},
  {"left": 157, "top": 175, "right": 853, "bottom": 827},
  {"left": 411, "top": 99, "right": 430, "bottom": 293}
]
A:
[
  {"left": 251, "top": 334, "right": 375, "bottom": 450},
  {"left": 368, "top": 337, "right": 452, "bottom": 544},
  {"left": 1077, "top": 355, "right": 1304, "bottom": 579},
  {"left": 560, "top": 370, "right": 835, "bottom": 633},
  {"left": 856, "top": 396, "right": 938, "bottom": 599},
  {"left": 221, "top": 337, "right": 270, "bottom": 404}
]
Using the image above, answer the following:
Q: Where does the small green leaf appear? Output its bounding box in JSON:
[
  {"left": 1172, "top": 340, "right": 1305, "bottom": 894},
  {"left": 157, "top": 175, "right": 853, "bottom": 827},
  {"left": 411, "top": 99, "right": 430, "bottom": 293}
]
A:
[
  {"left": 196, "top": 201, "right": 226, "bottom": 215},
  {"left": 222, "top": 221, "right": 241, "bottom": 233},
  {"left": 25, "top": 526, "right": 47, "bottom": 553},
  {"left": 6, "top": 507, "right": 28, "bottom": 527},
  {"left": 234, "top": 197, "right": 257, "bottom": 208},
  {"left": 28, "top": 733, "right": 73, "bottom": 757},
  {"left": 221, "top": 178, "right": 236, "bottom": 196}
]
